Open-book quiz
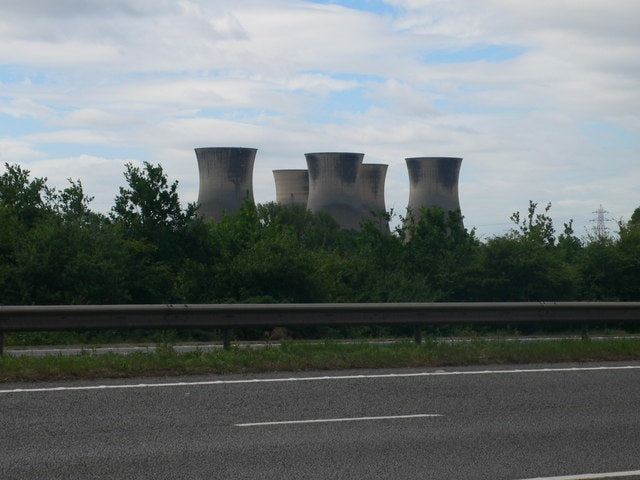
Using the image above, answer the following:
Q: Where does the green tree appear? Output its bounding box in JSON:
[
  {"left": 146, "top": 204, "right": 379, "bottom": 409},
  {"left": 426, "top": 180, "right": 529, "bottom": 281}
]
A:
[
  {"left": 256, "top": 202, "right": 342, "bottom": 249},
  {"left": 509, "top": 201, "right": 556, "bottom": 246},
  {"left": 398, "top": 207, "right": 479, "bottom": 301},
  {"left": 577, "top": 207, "right": 640, "bottom": 301},
  {"left": 109, "top": 162, "right": 204, "bottom": 303},
  {"left": 579, "top": 236, "right": 625, "bottom": 300},
  {"left": 203, "top": 202, "right": 341, "bottom": 303},
  {"left": 111, "top": 162, "right": 197, "bottom": 237},
  {"left": 0, "top": 164, "right": 130, "bottom": 305},
  {"left": 611, "top": 212, "right": 640, "bottom": 300},
  {"left": 476, "top": 202, "right": 578, "bottom": 301},
  {"left": 629, "top": 207, "right": 640, "bottom": 227},
  {"left": 1, "top": 164, "right": 54, "bottom": 304},
  {"left": 54, "top": 179, "right": 97, "bottom": 224},
  {"left": 339, "top": 216, "right": 406, "bottom": 302},
  {"left": 0, "top": 163, "right": 54, "bottom": 226}
]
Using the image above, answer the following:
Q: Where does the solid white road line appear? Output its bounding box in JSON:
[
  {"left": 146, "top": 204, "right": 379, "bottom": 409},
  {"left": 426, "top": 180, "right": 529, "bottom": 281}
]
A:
[
  {"left": 516, "top": 469, "right": 640, "bottom": 479},
  {"left": 235, "top": 414, "right": 442, "bottom": 427},
  {"left": 1, "top": 365, "right": 639, "bottom": 395}
]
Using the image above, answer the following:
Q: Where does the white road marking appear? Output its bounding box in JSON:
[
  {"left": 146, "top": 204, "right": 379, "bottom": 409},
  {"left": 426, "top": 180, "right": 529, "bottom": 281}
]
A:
[
  {"left": 516, "top": 469, "right": 640, "bottom": 479},
  {"left": 1, "top": 365, "right": 639, "bottom": 395},
  {"left": 235, "top": 413, "right": 442, "bottom": 427}
]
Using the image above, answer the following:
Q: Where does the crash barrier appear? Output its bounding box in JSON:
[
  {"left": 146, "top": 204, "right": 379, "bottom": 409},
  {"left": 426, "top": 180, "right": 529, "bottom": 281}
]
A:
[{"left": 1, "top": 302, "right": 640, "bottom": 354}]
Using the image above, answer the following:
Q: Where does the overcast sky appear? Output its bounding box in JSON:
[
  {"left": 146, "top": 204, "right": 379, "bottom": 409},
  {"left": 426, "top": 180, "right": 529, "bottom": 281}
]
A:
[{"left": 1, "top": 0, "right": 638, "bottom": 238}]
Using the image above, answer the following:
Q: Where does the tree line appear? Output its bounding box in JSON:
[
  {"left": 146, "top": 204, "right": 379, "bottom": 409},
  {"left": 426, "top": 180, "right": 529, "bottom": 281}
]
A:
[{"left": 1, "top": 161, "right": 639, "bottom": 306}]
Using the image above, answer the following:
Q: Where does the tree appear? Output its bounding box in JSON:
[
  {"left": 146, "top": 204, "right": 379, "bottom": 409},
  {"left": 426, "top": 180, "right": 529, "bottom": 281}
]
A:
[
  {"left": 613, "top": 211, "right": 640, "bottom": 300},
  {"left": 577, "top": 207, "right": 640, "bottom": 301},
  {"left": 111, "top": 162, "right": 197, "bottom": 235},
  {"left": 398, "top": 207, "right": 480, "bottom": 301},
  {"left": 0, "top": 164, "right": 132, "bottom": 305},
  {"left": 475, "top": 202, "right": 578, "bottom": 301},
  {"left": 629, "top": 207, "right": 640, "bottom": 227},
  {"left": 509, "top": 201, "right": 556, "bottom": 247},
  {"left": 256, "top": 202, "right": 341, "bottom": 249},
  {"left": 579, "top": 235, "right": 625, "bottom": 300},
  {"left": 55, "top": 179, "right": 97, "bottom": 225},
  {"left": 109, "top": 162, "right": 205, "bottom": 303},
  {"left": 202, "top": 202, "right": 341, "bottom": 303},
  {"left": 0, "top": 163, "right": 54, "bottom": 226},
  {"left": 338, "top": 214, "right": 408, "bottom": 302}
]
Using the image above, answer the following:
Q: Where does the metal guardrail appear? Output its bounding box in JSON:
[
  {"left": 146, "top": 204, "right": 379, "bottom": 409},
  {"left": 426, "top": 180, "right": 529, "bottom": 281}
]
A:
[{"left": 1, "top": 302, "right": 640, "bottom": 354}]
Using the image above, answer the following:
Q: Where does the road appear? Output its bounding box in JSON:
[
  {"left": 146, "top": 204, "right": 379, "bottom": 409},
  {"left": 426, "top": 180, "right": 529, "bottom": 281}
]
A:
[{"left": 1, "top": 362, "right": 640, "bottom": 479}]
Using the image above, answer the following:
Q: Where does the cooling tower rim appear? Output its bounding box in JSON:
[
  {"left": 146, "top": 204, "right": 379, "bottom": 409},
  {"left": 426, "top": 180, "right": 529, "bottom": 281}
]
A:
[
  {"left": 405, "top": 156, "right": 462, "bottom": 161},
  {"left": 304, "top": 152, "right": 365, "bottom": 156},
  {"left": 361, "top": 163, "right": 389, "bottom": 167},
  {"left": 194, "top": 147, "right": 258, "bottom": 153},
  {"left": 273, "top": 168, "right": 308, "bottom": 173}
]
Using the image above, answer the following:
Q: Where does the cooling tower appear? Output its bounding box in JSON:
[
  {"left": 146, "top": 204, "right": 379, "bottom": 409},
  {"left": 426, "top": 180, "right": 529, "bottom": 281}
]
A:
[
  {"left": 360, "top": 163, "right": 389, "bottom": 231},
  {"left": 305, "top": 152, "right": 364, "bottom": 230},
  {"left": 273, "top": 169, "right": 309, "bottom": 206},
  {"left": 195, "top": 147, "right": 256, "bottom": 221},
  {"left": 406, "top": 157, "right": 462, "bottom": 219}
]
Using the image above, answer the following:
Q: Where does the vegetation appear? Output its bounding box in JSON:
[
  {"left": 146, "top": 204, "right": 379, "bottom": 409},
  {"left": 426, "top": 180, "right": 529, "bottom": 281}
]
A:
[
  {"left": 2, "top": 338, "right": 640, "bottom": 382},
  {"left": 1, "top": 161, "right": 639, "bottom": 345}
]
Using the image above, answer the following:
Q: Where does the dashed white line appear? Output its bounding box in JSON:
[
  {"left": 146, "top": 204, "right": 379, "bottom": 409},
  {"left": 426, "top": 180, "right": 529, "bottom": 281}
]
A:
[
  {"left": 235, "top": 413, "right": 442, "bottom": 427},
  {"left": 516, "top": 469, "right": 640, "bottom": 479},
  {"left": 1, "top": 365, "right": 639, "bottom": 394}
]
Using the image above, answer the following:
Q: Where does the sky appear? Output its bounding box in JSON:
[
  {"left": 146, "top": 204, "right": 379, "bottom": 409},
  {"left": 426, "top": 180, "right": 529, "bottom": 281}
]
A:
[{"left": 1, "top": 0, "right": 638, "bottom": 239}]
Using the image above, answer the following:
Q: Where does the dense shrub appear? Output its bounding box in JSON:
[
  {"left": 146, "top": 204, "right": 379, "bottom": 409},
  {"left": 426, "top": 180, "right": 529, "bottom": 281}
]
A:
[{"left": 1, "top": 163, "right": 638, "bottom": 307}]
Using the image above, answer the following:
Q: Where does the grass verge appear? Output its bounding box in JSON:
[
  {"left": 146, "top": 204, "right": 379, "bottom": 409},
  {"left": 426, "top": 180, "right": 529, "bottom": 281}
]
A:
[{"left": 2, "top": 338, "right": 640, "bottom": 383}]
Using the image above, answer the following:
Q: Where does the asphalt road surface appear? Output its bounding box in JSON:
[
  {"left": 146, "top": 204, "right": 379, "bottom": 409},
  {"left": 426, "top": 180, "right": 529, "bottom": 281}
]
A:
[{"left": 1, "top": 362, "right": 640, "bottom": 479}]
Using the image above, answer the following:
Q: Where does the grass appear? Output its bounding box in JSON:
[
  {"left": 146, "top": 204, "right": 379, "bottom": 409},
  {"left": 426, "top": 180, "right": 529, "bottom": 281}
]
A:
[
  {"left": 7, "top": 321, "right": 639, "bottom": 347},
  {"left": 2, "top": 337, "right": 640, "bottom": 383}
]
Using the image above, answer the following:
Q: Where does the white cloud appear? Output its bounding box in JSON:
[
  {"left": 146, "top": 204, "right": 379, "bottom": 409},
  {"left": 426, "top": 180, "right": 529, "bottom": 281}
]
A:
[
  {"left": 0, "top": 98, "right": 57, "bottom": 120},
  {"left": 54, "top": 109, "right": 135, "bottom": 128},
  {"left": 0, "top": 40, "right": 119, "bottom": 66},
  {"left": 0, "top": 139, "right": 45, "bottom": 163},
  {"left": 20, "top": 129, "right": 121, "bottom": 145}
]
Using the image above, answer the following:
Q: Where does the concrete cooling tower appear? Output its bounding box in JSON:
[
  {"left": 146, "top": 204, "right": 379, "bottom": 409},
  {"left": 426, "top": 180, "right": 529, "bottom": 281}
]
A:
[
  {"left": 195, "top": 147, "right": 256, "bottom": 221},
  {"left": 360, "top": 163, "right": 389, "bottom": 231},
  {"left": 406, "top": 157, "right": 462, "bottom": 220},
  {"left": 273, "top": 169, "right": 309, "bottom": 206},
  {"left": 305, "top": 152, "right": 364, "bottom": 230}
]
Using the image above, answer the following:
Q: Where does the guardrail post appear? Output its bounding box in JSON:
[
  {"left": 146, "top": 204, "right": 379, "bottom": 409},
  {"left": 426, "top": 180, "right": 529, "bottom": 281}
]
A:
[
  {"left": 581, "top": 323, "right": 589, "bottom": 341},
  {"left": 223, "top": 328, "right": 231, "bottom": 350},
  {"left": 0, "top": 331, "right": 4, "bottom": 356},
  {"left": 414, "top": 325, "right": 423, "bottom": 345}
]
